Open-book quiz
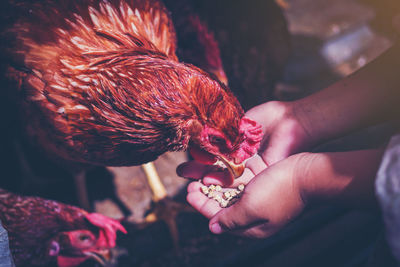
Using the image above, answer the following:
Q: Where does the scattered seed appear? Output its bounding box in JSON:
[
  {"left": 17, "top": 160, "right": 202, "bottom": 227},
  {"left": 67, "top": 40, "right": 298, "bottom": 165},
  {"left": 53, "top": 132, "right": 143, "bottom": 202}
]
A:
[
  {"left": 214, "top": 195, "right": 222, "bottom": 203},
  {"left": 223, "top": 191, "right": 231, "bottom": 199},
  {"left": 220, "top": 201, "right": 228, "bottom": 208},
  {"left": 201, "top": 186, "right": 209, "bottom": 195},
  {"left": 199, "top": 182, "right": 246, "bottom": 208}
]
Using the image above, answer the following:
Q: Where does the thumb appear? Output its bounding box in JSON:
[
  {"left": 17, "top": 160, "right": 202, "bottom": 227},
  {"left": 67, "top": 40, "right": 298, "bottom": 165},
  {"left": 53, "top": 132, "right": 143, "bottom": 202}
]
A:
[
  {"left": 261, "top": 135, "right": 302, "bottom": 165},
  {"left": 261, "top": 145, "right": 289, "bottom": 167},
  {"left": 208, "top": 197, "right": 262, "bottom": 234}
]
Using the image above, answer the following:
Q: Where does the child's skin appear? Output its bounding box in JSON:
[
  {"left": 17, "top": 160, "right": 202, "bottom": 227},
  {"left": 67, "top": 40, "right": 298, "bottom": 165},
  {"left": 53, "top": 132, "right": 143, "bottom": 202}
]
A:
[{"left": 177, "top": 41, "right": 400, "bottom": 238}]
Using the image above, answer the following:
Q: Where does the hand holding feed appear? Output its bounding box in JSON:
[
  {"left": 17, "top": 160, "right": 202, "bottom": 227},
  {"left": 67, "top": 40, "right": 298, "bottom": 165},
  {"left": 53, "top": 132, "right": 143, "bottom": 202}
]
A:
[
  {"left": 184, "top": 153, "right": 308, "bottom": 238},
  {"left": 178, "top": 100, "right": 317, "bottom": 187},
  {"left": 182, "top": 149, "right": 382, "bottom": 238}
]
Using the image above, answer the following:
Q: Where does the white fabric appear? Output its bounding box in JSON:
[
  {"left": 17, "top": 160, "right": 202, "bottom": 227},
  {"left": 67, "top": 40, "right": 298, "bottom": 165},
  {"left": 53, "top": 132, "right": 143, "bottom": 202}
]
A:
[{"left": 376, "top": 134, "right": 400, "bottom": 263}]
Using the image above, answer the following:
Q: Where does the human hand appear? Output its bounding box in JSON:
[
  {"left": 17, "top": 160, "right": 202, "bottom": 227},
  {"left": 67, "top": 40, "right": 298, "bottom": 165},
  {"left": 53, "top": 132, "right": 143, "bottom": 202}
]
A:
[
  {"left": 245, "top": 101, "right": 316, "bottom": 166},
  {"left": 182, "top": 153, "right": 309, "bottom": 238},
  {"left": 181, "top": 148, "right": 382, "bottom": 238},
  {"left": 177, "top": 101, "right": 316, "bottom": 187}
]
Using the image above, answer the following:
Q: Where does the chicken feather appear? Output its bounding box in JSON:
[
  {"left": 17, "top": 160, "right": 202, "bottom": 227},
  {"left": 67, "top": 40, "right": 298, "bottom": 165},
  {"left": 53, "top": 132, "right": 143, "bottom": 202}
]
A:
[
  {"left": 0, "top": 188, "right": 126, "bottom": 266},
  {"left": 2, "top": 0, "right": 262, "bottom": 170}
]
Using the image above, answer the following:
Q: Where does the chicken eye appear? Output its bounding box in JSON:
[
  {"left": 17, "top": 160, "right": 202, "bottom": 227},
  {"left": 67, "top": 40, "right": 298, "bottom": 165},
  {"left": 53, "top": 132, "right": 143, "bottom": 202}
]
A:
[
  {"left": 208, "top": 135, "right": 225, "bottom": 147},
  {"left": 78, "top": 234, "right": 91, "bottom": 242}
]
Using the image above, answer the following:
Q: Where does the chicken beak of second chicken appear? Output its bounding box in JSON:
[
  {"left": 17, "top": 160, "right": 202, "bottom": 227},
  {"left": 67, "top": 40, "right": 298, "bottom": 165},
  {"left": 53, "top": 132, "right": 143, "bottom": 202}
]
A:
[
  {"left": 84, "top": 249, "right": 112, "bottom": 266},
  {"left": 217, "top": 155, "right": 245, "bottom": 179}
]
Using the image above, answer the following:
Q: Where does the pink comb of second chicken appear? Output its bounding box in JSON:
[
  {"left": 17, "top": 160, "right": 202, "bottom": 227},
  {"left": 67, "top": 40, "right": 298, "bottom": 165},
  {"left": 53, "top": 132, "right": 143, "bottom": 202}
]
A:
[{"left": 85, "top": 213, "right": 127, "bottom": 248}]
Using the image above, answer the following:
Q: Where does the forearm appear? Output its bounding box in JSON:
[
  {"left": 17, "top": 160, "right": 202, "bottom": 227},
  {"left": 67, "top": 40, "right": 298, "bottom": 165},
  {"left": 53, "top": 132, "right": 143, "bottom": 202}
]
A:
[
  {"left": 294, "top": 41, "right": 400, "bottom": 143},
  {"left": 299, "top": 149, "right": 384, "bottom": 208}
]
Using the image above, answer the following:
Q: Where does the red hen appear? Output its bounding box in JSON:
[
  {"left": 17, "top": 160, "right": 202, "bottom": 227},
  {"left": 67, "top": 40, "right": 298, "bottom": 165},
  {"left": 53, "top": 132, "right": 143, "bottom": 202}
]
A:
[
  {"left": 0, "top": 188, "right": 126, "bottom": 266},
  {"left": 2, "top": 0, "right": 262, "bottom": 179}
]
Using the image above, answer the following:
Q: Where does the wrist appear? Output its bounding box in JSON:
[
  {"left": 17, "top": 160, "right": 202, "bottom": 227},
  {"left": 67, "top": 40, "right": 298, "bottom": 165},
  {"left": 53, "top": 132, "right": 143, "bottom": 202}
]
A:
[
  {"left": 292, "top": 152, "right": 317, "bottom": 206},
  {"left": 296, "top": 150, "right": 383, "bottom": 207},
  {"left": 281, "top": 100, "right": 321, "bottom": 151},
  {"left": 290, "top": 98, "right": 326, "bottom": 147}
]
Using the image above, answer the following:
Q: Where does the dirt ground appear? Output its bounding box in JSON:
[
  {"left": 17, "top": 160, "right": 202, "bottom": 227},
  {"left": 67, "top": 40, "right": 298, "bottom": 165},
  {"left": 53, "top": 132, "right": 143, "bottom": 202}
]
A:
[{"left": 2, "top": 0, "right": 399, "bottom": 266}]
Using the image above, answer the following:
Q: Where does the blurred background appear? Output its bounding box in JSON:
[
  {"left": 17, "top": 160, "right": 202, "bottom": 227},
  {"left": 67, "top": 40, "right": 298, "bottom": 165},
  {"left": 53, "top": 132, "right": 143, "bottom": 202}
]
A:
[{"left": 1, "top": 0, "right": 399, "bottom": 266}]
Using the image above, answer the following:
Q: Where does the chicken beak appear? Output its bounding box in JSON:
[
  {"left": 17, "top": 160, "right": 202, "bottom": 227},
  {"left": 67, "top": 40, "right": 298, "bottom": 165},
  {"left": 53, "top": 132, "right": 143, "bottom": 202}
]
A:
[
  {"left": 218, "top": 155, "right": 245, "bottom": 179},
  {"left": 84, "top": 249, "right": 111, "bottom": 266}
]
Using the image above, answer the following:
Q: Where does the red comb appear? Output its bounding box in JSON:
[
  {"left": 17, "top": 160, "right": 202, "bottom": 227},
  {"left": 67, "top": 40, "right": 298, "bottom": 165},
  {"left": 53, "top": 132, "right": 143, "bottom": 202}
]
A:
[
  {"left": 240, "top": 117, "right": 263, "bottom": 140},
  {"left": 235, "top": 117, "right": 263, "bottom": 161},
  {"left": 85, "top": 213, "right": 127, "bottom": 248}
]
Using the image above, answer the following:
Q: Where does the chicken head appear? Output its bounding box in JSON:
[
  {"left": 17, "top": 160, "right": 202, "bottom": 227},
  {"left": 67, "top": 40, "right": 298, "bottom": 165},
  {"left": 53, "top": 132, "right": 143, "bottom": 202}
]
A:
[
  {"left": 48, "top": 213, "right": 126, "bottom": 267},
  {"left": 189, "top": 116, "right": 263, "bottom": 183}
]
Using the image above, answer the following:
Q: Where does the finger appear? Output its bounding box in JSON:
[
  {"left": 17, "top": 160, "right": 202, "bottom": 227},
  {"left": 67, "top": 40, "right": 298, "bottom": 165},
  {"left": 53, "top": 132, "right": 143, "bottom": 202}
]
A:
[
  {"left": 261, "top": 134, "right": 301, "bottom": 166},
  {"left": 228, "top": 168, "right": 254, "bottom": 187},
  {"left": 246, "top": 154, "right": 268, "bottom": 175},
  {"left": 208, "top": 197, "right": 262, "bottom": 234},
  {"left": 188, "top": 168, "right": 252, "bottom": 193},
  {"left": 232, "top": 223, "right": 275, "bottom": 239},
  {"left": 177, "top": 161, "right": 219, "bottom": 180},
  {"left": 187, "top": 181, "right": 204, "bottom": 193},
  {"left": 260, "top": 143, "right": 285, "bottom": 166},
  {"left": 203, "top": 171, "right": 231, "bottom": 186},
  {"left": 203, "top": 167, "right": 254, "bottom": 188},
  {"left": 187, "top": 191, "right": 221, "bottom": 219}
]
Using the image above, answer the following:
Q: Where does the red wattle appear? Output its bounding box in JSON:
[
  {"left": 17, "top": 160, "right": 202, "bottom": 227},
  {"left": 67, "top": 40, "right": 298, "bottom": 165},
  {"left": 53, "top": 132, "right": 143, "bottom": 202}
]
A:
[
  {"left": 57, "top": 256, "right": 87, "bottom": 267},
  {"left": 189, "top": 146, "right": 217, "bottom": 165}
]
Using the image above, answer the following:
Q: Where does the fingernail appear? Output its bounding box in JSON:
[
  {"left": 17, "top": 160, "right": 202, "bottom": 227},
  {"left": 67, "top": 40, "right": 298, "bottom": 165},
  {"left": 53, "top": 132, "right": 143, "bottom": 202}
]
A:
[{"left": 210, "top": 223, "right": 222, "bottom": 234}]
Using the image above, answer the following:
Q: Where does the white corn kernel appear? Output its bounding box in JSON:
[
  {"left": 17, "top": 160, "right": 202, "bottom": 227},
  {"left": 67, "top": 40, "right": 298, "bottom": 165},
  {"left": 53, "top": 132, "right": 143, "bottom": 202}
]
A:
[
  {"left": 214, "top": 195, "right": 222, "bottom": 203},
  {"left": 223, "top": 191, "right": 231, "bottom": 199},
  {"left": 201, "top": 186, "right": 209, "bottom": 195},
  {"left": 220, "top": 200, "right": 228, "bottom": 208},
  {"left": 199, "top": 183, "right": 244, "bottom": 208}
]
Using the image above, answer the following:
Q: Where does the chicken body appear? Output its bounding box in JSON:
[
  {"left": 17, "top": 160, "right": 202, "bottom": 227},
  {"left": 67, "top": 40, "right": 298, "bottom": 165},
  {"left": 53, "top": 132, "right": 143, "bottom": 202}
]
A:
[
  {"left": 0, "top": 188, "right": 126, "bottom": 266},
  {"left": 2, "top": 0, "right": 262, "bottom": 173}
]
